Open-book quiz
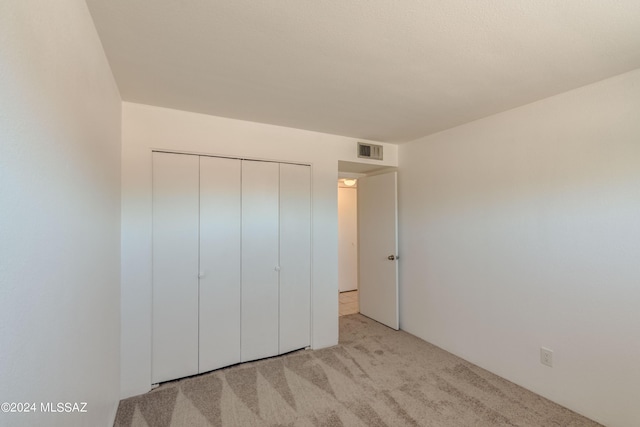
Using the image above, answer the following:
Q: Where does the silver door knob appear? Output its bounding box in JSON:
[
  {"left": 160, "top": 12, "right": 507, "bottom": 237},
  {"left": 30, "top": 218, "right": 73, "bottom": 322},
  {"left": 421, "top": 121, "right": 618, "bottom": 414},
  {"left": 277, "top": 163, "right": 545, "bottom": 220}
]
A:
[{"left": 387, "top": 255, "right": 396, "bottom": 261}]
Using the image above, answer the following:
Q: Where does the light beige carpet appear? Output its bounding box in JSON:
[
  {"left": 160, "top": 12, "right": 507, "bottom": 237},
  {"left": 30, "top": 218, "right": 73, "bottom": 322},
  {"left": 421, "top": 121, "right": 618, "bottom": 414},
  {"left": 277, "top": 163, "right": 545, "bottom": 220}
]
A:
[{"left": 114, "top": 314, "right": 601, "bottom": 426}]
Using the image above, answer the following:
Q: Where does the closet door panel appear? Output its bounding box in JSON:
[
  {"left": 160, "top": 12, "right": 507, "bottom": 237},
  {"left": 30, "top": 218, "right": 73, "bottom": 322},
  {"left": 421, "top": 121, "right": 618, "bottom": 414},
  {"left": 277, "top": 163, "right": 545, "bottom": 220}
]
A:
[
  {"left": 199, "top": 156, "right": 242, "bottom": 373},
  {"left": 152, "top": 152, "right": 200, "bottom": 383},
  {"left": 241, "top": 160, "right": 280, "bottom": 362},
  {"left": 279, "top": 164, "right": 312, "bottom": 353}
]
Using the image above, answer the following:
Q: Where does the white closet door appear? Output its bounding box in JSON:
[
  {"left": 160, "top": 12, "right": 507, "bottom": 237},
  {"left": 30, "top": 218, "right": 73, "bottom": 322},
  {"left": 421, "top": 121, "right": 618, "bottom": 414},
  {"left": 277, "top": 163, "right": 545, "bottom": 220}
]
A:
[
  {"left": 152, "top": 152, "right": 200, "bottom": 383},
  {"left": 241, "top": 160, "right": 280, "bottom": 362},
  {"left": 199, "top": 156, "right": 242, "bottom": 373},
  {"left": 279, "top": 164, "right": 311, "bottom": 354}
]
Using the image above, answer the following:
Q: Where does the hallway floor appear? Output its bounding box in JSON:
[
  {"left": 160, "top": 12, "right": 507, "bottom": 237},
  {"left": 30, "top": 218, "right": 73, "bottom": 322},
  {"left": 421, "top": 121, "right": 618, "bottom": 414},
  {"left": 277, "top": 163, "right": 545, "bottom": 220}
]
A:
[{"left": 339, "top": 290, "right": 358, "bottom": 316}]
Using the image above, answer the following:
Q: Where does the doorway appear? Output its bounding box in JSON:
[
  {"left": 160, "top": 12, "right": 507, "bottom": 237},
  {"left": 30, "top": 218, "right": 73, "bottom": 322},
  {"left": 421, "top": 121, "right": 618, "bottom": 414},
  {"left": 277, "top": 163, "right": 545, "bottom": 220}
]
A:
[
  {"left": 337, "top": 161, "right": 399, "bottom": 329},
  {"left": 338, "top": 178, "right": 359, "bottom": 316}
]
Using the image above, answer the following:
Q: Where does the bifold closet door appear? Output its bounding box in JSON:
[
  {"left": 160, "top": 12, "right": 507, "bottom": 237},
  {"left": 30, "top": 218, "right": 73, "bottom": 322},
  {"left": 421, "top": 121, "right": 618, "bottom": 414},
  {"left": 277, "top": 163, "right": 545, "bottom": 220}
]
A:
[
  {"left": 152, "top": 152, "right": 200, "bottom": 383},
  {"left": 279, "top": 164, "right": 311, "bottom": 354},
  {"left": 241, "top": 160, "right": 280, "bottom": 362},
  {"left": 199, "top": 156, "right": 241, "bottom": 372}
]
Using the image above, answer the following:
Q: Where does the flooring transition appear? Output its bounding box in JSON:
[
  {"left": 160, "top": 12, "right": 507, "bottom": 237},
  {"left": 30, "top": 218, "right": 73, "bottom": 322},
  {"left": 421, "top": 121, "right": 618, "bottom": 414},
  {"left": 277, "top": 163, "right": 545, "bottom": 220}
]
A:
[{"left": 114, "top": 315, "right": 601, "bottom": 426}]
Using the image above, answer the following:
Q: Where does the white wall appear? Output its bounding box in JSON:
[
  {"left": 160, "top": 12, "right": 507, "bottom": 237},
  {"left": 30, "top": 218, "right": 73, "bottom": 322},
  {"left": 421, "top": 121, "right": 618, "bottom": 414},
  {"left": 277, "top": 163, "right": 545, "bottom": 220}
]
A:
[
  {"left": 0, "top": 1, "right": 122, "bottom": 426},
  {"left": 399, "top": 69, "right": 640, "bottom": 427},
  {"left": 338, "top": 186, "right": 358, "bottom": 292},
  {"left": 121, "top": 102, "right": 397, "bottom": 398}
]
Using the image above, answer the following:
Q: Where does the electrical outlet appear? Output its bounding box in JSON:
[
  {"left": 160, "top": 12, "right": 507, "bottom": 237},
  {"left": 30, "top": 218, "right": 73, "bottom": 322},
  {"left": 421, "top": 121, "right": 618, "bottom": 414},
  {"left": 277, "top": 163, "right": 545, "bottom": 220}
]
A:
[{"left": 540, "top": 347, "right": 553, "bottom": 367}]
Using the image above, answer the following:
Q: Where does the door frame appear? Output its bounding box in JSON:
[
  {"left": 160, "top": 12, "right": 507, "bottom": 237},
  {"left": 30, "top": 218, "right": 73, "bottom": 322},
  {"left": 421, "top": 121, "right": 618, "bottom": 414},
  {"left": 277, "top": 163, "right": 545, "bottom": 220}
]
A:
[{"left": 337, "top": 165, "right": 399, "bottom": 325}]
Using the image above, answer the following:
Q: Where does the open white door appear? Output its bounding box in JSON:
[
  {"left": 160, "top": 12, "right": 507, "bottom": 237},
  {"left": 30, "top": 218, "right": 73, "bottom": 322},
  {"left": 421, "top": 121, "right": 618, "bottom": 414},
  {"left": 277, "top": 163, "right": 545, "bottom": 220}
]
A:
[{"left": 358, "top": 171, "right": 399, "bottom": 330}]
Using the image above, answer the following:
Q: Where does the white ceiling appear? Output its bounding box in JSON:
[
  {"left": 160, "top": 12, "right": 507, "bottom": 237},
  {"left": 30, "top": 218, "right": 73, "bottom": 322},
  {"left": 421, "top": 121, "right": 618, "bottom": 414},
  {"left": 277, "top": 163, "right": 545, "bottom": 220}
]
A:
[{"left": 86, "top": 0, "right": 640, "bottom": 143}]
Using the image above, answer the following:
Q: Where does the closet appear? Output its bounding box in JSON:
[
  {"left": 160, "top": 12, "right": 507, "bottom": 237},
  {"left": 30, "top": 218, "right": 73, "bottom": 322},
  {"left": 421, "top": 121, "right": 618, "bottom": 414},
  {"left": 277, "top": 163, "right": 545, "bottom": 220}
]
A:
[{"left": 151, "top": 152, "right": 311, "bottom": 384}]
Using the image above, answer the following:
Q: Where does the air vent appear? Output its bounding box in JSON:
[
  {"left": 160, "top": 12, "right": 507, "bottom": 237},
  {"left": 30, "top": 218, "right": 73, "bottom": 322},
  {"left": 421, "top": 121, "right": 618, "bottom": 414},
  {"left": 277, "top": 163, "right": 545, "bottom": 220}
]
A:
[{"left": 357, "top": 142, "right": 383, "bottom": 160}]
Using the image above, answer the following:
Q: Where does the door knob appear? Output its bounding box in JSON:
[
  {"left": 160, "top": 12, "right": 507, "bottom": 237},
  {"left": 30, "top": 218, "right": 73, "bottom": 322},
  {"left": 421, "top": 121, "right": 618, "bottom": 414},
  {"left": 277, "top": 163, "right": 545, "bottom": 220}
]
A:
[{"left": 387, "top": 255, "right": 396, "bottom": 261}]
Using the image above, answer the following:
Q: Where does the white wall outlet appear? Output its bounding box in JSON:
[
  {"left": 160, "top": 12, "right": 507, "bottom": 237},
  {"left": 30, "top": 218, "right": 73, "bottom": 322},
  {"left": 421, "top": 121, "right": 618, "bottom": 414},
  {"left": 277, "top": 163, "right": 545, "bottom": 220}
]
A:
[{"left": 540, "top": 347, "right": 553, "bottom": 367}]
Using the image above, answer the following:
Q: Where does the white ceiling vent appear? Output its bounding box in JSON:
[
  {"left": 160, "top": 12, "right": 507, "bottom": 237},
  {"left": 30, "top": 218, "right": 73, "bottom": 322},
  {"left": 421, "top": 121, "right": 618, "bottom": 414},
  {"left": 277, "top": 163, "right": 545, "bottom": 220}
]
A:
[{"left": 357, "top": 142, "right": 383, "bottom": 160}]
